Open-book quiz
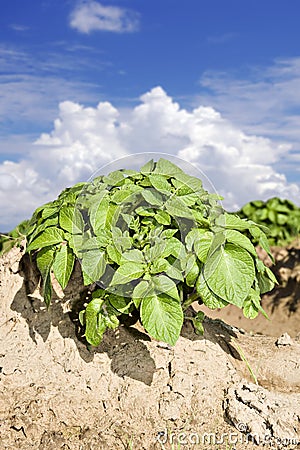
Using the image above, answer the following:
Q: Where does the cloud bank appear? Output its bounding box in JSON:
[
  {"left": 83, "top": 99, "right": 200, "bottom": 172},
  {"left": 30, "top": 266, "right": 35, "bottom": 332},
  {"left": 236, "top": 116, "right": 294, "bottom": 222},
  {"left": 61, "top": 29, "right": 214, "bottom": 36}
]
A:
[
  {"left": 1, "top": 86, "right": 299, "bottom": 230},
  {"left": 199, "top": 58, "right": 300, "bottom": 151},
  {"left": 70, "top": 1, "right": 140, "bottom": 34}
]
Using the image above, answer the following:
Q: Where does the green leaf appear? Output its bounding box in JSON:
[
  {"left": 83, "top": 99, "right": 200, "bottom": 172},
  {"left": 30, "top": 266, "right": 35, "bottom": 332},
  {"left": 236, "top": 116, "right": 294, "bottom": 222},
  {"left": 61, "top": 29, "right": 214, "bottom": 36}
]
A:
[
  {"left": 148, "top": 225, "right": 164, "bottom": 239},
  {"left": 277, "top": 213, "right": 287, "bottom": 225},
  {"left": 104, "top": 311, "right": 119, "bottom": 330},
  {"left": 165, "top": 197, "right": 194, "bottom": 219},
  {"left": 141, "top": 188, "right": 164, "bottom": 206},
  {"left": 89, "top": 192, "right": 110, "bottom": 233},
  {"left": 161, "top": 229, "right": 178, "bottom": 239},
  {"left": 113, "top": 234, "right": 133, "bottom": 253},
  {"left": 147, "top": 242, "right": 167, "bottom": 261},
  {"left": 192, "top": 311, "right": 205, "bottom": 335},
  {"left": 174, "top": 172, "right": 203, "bottom": 194},
  {"left": 194, "top": 230, "right": 214, "bottom": 263},
  {"left": 154, "top": 158, "right": 183, "bottom": 177},
  {"left": 103, "top": 170, "right": 125, "bottom": 186},
  {"left": 27, "top": 215, "right": 59, "bottom": 243},
  {"left": 259, "top": 233, "right": 275, "bottom": 263},
  {"left": 196, "top": 273, "right": 229, "bottom": 309},
  {"left": 27, "top": 227, "right": 65, "bottom": 252},
  {"left": 105, "top": 203, "right": 121, "bottom": 230},
  {"left": 52, "top": 244, "right": 75, "bottom": 290},
  {"left": 249, "top": 225, "right": 262, "bottom": 239},
  {"left": 171, "top": 178, "right": 193, "bottom": 196},
  {"left": 120, "top": 249, "right": 145, "bottom": 264},
  {"left": 41, "top": 204, "right": 60, "bottom": 220},
  {"left": 249, "top": 287, "right": 269, "bottom": 319},
  {"left": 150, "top": 257, "right": 183, "bottom": 281},
  {"left": 80, "top": 236, "right": 105, "bottom": 252},
  {"left": 204, "top": 243, "right": 255, "bottom": 307},
  {"left": 110, "top": 261, "right": 145, "bottom": 285},
  {"left": 140, "top": 159, "right": 155, "bottom": 175},
  {"left": 36, "top": 246, "right": 55, "bottom": 279},
  {"left": 150, "top": 257, "right": 169, "bottom": 274},
  {"left": 207, "top": 232, "right": 226, "bottom": 258},
  {"left": 30, "top": 202, "right": 52, "bottom": 221},
  {"left": 254, "top": 257, "right": 266, "bottom": 273},
  {"left": 82, "top": 269, "right": 94, "bottom": 286},
  {"left": 140, "top": 159, "right": 155, "bottom": 174},
  {"left": 65, "top": 233, "right": 82, "bottom": 257},
  {"left": 249, "top": 221, "right": 270, "bottom": 235},
  {"left": 224, "top": 229, "right": 257, "bottom": 257},
  {"left": 93, "top": 229, "right": 111, "bottom": 246},
  {"left": 243, "top": 297, "right": 259, "bottom": 319},
  {"left": 152, "top": 275, "right": 180, "bottom": 301},
  {"left": 265, "top": 266, "right": 278, "bottom": 284},
  {"left": 149, "top": 174, "right": 172, "bottom": 193},
  {"left": 268, "top": 209, "right": 276, "bottom": 223},
  {"left": 216, "top": 213, "right": 252, "bottom": 231},
  {"left": 164, "top": 262, "right": 184, "bottom": 281},
  {"left": 242, "top": 288, "right": 268, "bottom": 319},
  {"left": 36, "top": 246, "right": 55, "bottom": 307},
  {"left": 185, "top": 254, "right": 200, "bottom": 287},
  {"left": 59, "top": 206, "right": 84, "bottom": 234},
  {"left": 141, "top": 294, "right": 183, "bottom": 346},
  {"left": 257, "top": 268, "right": 277, "bottom": 294},
  {"left": 132, "top": 280, "right": 151, "bottom": 308},
  {"left": 84, "top": 297, "right": 106, "bottom": 346},
  {"left": 108, "top": 294, "right": 133, "bottom": 314},
  {"left": 81, "top": 249, "right": 106, "bottom": 283},
  {"left": 110, "top": 189, "right": 136, "bottom": 204},
  {"left": 0, "top": 237, "right": 17, "bottom": 256},
  {"left": 161, "top": 237, "right": 185, "bottom": 259},
  {"left": 154, "top": 210, "right": 171, "bottom": 225},
  {"left": 178, "top": 193, "right": 198, "bottom": 207},
  {"left": 191, "top": 210, "right": 210, "bottom": 227},
  {"left": 138, "top": 177, "right": 152, "bottom": 187},
  {"left": 136, "top": 206, "right": 155, "bottom": 216},
  {"left": 106, "top": 244, "right": 121, "bottom": 264},
  {"left": 43, "top": 271, "right": 52, "bottom": 308},
  {"left": 79, "top": 310, "right": 85, "bottom": 326},
  {"left": 186, "top": 228, "right": 203, "bottom": 251}
]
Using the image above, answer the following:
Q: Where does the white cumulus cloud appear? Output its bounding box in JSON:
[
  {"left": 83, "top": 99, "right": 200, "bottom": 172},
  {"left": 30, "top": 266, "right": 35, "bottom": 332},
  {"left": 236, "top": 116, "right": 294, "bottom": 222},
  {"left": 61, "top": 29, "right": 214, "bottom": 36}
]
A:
[
  {"left": 70, "top": 1, "right": 140, "bottom": 34},
  {"left": 1, "top": 86, "right": 299, "bottom": 230},
  {"left": 198, "top": 57, "right": 300, "bottom": 150}
]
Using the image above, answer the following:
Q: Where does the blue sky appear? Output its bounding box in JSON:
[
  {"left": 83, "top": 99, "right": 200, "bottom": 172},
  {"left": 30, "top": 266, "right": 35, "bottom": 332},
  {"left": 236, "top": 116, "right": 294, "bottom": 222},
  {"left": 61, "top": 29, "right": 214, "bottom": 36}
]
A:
[{"left": 1, "top": 0, "right": 300, "bottom": 229}]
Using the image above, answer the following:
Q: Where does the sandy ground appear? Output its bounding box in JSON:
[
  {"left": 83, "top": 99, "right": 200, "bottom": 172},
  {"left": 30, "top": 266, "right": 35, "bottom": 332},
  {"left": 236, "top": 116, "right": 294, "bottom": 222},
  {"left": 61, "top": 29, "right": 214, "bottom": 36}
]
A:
[{"left": 0, "top": 245, "right": 299, "bottom": 450}]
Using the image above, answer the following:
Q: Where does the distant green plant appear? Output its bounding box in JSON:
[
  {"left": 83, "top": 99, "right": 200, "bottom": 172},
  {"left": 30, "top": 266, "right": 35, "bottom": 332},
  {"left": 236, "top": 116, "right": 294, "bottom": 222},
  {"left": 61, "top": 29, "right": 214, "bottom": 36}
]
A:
[
  {"left": 2, "top": 159, "right": 276, "bottom": 346},
  {"left": 238, "top": 197, "right": 300, "bottom": 246},
  {"left": 0, "top": 220, "right": 29, "bottom": 255}
]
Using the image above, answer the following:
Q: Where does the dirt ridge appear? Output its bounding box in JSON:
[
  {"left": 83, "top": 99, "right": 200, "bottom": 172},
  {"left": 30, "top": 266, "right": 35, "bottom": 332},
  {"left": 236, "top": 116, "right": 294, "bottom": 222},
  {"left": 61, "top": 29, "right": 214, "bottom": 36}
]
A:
[{"left": 0, "top": 247, "right": 299, "bottom": 449}]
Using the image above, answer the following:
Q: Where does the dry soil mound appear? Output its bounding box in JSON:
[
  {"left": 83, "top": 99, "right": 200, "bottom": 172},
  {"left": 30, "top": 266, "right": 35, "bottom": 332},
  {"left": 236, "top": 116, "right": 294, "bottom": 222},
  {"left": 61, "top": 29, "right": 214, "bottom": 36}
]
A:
[{"left": 0, "top": 247, "right": 299, "bottom": 450}]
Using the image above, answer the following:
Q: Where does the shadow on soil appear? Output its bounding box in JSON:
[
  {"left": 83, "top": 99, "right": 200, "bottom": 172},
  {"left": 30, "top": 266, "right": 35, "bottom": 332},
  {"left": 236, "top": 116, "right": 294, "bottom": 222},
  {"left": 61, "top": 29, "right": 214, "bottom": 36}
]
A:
[{"left": 11, "top": 254, "right": 241, "bottom": 386}]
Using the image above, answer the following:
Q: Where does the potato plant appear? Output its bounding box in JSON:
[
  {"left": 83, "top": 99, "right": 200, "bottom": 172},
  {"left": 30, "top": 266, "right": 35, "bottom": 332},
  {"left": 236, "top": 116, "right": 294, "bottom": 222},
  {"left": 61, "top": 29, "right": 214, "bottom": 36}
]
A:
[
  {"left": 6, "top": 159, "right": 276, "bottom": 346},
  {"left": 238, "top": 197, "right": 300, "bottom": 246}
]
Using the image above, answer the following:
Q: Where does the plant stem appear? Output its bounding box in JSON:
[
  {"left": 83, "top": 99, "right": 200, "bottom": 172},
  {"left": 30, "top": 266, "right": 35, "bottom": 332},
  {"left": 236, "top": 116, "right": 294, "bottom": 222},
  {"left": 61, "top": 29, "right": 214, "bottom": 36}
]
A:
[
  {"left": 231, "top": 338, "right": 258, "bottom": 385},
  {"left": 182, "top": 292, "right": 199, "bottom": 310}
]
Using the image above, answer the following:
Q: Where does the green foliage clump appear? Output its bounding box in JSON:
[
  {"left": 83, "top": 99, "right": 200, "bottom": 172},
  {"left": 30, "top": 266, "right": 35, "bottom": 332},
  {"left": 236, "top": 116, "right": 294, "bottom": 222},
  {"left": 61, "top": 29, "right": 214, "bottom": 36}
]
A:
[
  {"left": 3, "top": 159, "right": 276, "bottom": 347},
  {"left": 238, "top": 197, "right": 300, "bottom": 246}
]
